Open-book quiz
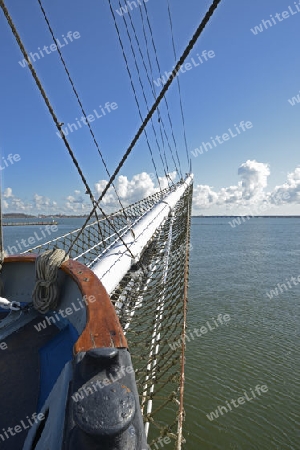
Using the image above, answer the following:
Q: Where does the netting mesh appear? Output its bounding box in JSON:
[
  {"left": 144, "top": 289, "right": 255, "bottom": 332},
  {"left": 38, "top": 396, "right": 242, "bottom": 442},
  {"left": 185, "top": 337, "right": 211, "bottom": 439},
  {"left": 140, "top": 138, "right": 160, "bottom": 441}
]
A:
[
  {"left": 24, "top": 179, "right": 193, "bottom": 449},
  {"left": 23, "top": 182, "right": 179, "bottom": 266},
  {"left": 110, "top": 184, "right": 193, "bottom": 449}
]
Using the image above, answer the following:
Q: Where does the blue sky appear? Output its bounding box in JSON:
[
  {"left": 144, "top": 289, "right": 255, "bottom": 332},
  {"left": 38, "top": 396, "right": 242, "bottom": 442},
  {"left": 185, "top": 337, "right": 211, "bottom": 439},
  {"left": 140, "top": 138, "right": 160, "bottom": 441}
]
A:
[{"left": 0, "top": 0, "right": 299, "bottom": 215}]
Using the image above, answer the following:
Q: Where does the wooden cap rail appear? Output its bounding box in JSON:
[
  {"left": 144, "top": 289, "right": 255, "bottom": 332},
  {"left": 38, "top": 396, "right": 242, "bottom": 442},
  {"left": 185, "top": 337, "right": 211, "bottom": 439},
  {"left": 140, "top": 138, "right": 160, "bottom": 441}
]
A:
[{"left": 4, "top": 255, "right": 128, "bottom": 353}]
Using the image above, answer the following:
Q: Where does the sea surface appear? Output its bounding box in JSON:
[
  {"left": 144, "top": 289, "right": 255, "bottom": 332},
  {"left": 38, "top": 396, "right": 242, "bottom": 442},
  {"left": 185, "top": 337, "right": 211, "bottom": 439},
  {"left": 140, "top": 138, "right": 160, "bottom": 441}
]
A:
[
  {"left": 2, "top": 217, "right": 300, "bottom": 449},
  {"left": 185, "top": 217, "right": 300, "bottom": 450}
]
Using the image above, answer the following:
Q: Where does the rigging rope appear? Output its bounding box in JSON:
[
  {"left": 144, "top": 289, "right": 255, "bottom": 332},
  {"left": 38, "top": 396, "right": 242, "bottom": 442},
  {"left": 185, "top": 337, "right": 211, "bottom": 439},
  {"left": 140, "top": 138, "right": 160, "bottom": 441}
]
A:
[
  {"left": 140, "top": 1, "right": 183, "bottom": 179},
  {"left": 0, "top": 141, "right": 5, "bottom": 295},
  {"left": 137, "top": 5, "right": 178, "bottom": 177},
  {"left": 109, "top": 184, "right": 193, "bottom": 449},
  {"left": 68, "top": 0, "right": 222, "bottom": 254},
  {"left": 115, "top": 0, "right": 169, "bottom": 179},
  {"left": 36, "top": 0, "right": 132, "bottom": 221},
  {"left": 0, "top": 0, "right": 136, "bottom": 260},
  {"left": 107, "top": 0, "right": 162, "bottom": 191},
  {"left": 166, "top": 0, "right": 191, "bottom": 171},
  {"left": 0, "top": 0, "right": 96, "bottom": 214}
]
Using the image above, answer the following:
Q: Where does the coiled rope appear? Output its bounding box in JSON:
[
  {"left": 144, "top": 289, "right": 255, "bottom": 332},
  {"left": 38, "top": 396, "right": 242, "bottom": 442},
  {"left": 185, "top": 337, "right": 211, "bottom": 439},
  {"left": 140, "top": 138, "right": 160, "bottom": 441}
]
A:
[{"left": 32, "top": 249, "right": 69, "bottom": 314}]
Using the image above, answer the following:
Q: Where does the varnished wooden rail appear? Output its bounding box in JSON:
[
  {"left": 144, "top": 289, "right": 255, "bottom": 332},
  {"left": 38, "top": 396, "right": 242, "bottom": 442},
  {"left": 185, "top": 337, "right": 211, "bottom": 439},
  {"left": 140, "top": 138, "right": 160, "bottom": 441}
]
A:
[{"left": 4, "top": 255, "right": 128, "bottom": 353}]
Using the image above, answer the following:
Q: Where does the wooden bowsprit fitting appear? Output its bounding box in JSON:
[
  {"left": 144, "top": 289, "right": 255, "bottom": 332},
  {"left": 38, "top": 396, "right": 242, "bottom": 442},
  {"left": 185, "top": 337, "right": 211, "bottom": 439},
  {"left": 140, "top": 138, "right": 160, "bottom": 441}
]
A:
[{"left": 0, "top": 178, "right": 193, "bottom": 449}]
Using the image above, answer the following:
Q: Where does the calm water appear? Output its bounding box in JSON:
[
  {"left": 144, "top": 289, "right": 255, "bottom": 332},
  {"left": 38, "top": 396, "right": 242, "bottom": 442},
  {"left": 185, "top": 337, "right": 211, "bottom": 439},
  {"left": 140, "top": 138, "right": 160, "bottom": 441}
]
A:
[
  {"left": 2, "top": 217, "right": 300, "bottom": 449},
  {"left": 2, "top": 218, "right": 86, "bottom": 255},
  {"left": 184, "top": 217, "right": 300, "bottom": 450}
]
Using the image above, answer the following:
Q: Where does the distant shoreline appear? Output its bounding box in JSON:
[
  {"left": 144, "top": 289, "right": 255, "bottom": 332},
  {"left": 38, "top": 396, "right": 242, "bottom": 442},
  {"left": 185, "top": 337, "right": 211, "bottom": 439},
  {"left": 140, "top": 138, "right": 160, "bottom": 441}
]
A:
[
  {"left": 3, "top": 214, "right": 88, "bottom": 219},
  {"left": 192, "top": 215, "right": 300, "bottom": 218},
  {"left": 3, "top": 214, "right": 300, "bottom": 219}
]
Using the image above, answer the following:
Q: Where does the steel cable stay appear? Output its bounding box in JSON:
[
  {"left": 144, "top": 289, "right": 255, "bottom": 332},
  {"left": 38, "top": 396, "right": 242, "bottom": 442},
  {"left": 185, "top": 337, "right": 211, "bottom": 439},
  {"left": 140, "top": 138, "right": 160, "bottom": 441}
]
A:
[
  {"left": 0, "top": 0, "right": 136, "bottom": 259},
  {"left": 68, "top": 0, "right": 222, "bottom": 255},
  {"left": 137, "top": 4, "right": 179, "bottom": 178},
  {"left": 0, "top": 0, "right": 96, "bottom": 220},
  {"left": 140, "top": 0, "right": 183, "bottom": 179},
  {"left": 114, "top": 0, "right": 169, "bottom": 182},
  {"left": 107, "top": 0, "right": 163, "bottom": 193},
  {"left": 37, "top": 0, "right": 132, "bottom": 221},
  {"left": 37, "top": 0, "right": 139, "bottom": 256},
  {"left": 166, "top": 0, "right": 191, "bottom": 172},
  {"left": 137, "top": 7, "right": 180, "bottom": 180},
  {"left": 116, "top": 0, "right": 174, "bottom": 180}
]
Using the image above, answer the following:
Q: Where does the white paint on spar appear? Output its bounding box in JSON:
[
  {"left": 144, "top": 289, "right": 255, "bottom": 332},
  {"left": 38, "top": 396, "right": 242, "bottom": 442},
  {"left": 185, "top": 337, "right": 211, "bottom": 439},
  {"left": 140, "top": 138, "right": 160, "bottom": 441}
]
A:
[{"left": 92, "top": 174, "right": 193, "bottom": 295}]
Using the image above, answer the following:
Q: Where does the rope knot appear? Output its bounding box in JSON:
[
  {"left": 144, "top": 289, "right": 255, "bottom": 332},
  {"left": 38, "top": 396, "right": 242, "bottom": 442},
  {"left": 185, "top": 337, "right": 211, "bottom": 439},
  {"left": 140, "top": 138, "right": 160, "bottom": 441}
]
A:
[{"left": 32, "top": 249, "right": 69, "bottom": 314}]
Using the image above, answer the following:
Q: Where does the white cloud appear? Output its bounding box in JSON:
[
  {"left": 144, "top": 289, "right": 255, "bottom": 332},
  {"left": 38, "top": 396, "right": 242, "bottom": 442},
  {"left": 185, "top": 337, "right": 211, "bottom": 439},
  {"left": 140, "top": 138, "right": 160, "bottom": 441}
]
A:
[
  {"left": 238, "top": 160, "right": 270, "bottom": 202},
  {"left": 33, "top": 193, "right": 57, "bottom": 211},
  {"left": 3, "top": 165, "right": 300, "bottom": 216},
  {"left": 11, "top": 197, "right": 29, "bottom": 211},
  {"left": 94, "top": 171, "right": 177, "bottom": 210},
  {"left": 2, "top": 187, "right": 31, "bottom": 212},
  {"left": 193, "top": 160, "right": 300, "bottom": 213},
  {"left": 193, "top": 159, "right": 271, "bottom": 210},
  {"left": 3, "top": 187, "right": 13, "bottom": 198},
  {"left": 193, "top": 185, "right": 219, "bottom": 209},
  {"left": 269, "top": 167, "right": 300, "bottom": 205},
  {"left": 65, "top": 190, "right": 88, "bottom": 213}
]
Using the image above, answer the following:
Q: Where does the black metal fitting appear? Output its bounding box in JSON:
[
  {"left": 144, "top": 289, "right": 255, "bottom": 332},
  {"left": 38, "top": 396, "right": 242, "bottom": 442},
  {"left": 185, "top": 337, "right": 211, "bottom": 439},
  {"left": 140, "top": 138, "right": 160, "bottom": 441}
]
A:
[{"left": 63, "top": 348, "right": 147, "bottom": 450}]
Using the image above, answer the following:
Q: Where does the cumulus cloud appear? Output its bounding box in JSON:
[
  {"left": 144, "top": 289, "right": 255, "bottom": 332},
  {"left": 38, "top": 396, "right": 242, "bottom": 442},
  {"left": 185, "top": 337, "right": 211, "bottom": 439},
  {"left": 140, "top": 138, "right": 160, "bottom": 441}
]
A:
[
  {"left": 3, "top": 187, "right": 13, "bottom": 198},
  {"left": 65, "top": 191, "right": 88, "bottom": 212},
  {"left": 1, "top": 189, "right": 58, "bottom": 213},
  {"left": 3, "top": 164, "right": 300, "bottom": 216},
  {"left": 193, "top": 160, "right": 270, "bottom": 210},
  {"left": 193, "top": 185, "right": 219, "bottom": 209},
  {"left": 269, "top": 167, "right": 300, "bottom": 205},
  {"left": 33, "top": 194, "right": 57, "bottom": 211},
  {"left": 2, "top": 187, "right": 32, "bottom": 212},
  {"left": 193, "top": 160, "right": 300, "bottom": 213},
  {"left": 238, "top": 160, "right": 270, "bottom": 202},
  {"left": 94, "top": 171, "right": 176, "bottom": 210}
]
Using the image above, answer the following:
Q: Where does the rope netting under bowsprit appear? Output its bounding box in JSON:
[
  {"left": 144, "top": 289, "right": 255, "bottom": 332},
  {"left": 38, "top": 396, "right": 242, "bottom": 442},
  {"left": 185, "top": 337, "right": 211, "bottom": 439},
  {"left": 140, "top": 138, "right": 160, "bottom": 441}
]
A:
[
  {"left": 110, "top": 184, "right": 193, "bottom": 450},
  {"left": 23, "top": 181, "right": 179, "bottom": 264},
  {"left": 23, "top": 179, "right": 193, "bottom": 448}
]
